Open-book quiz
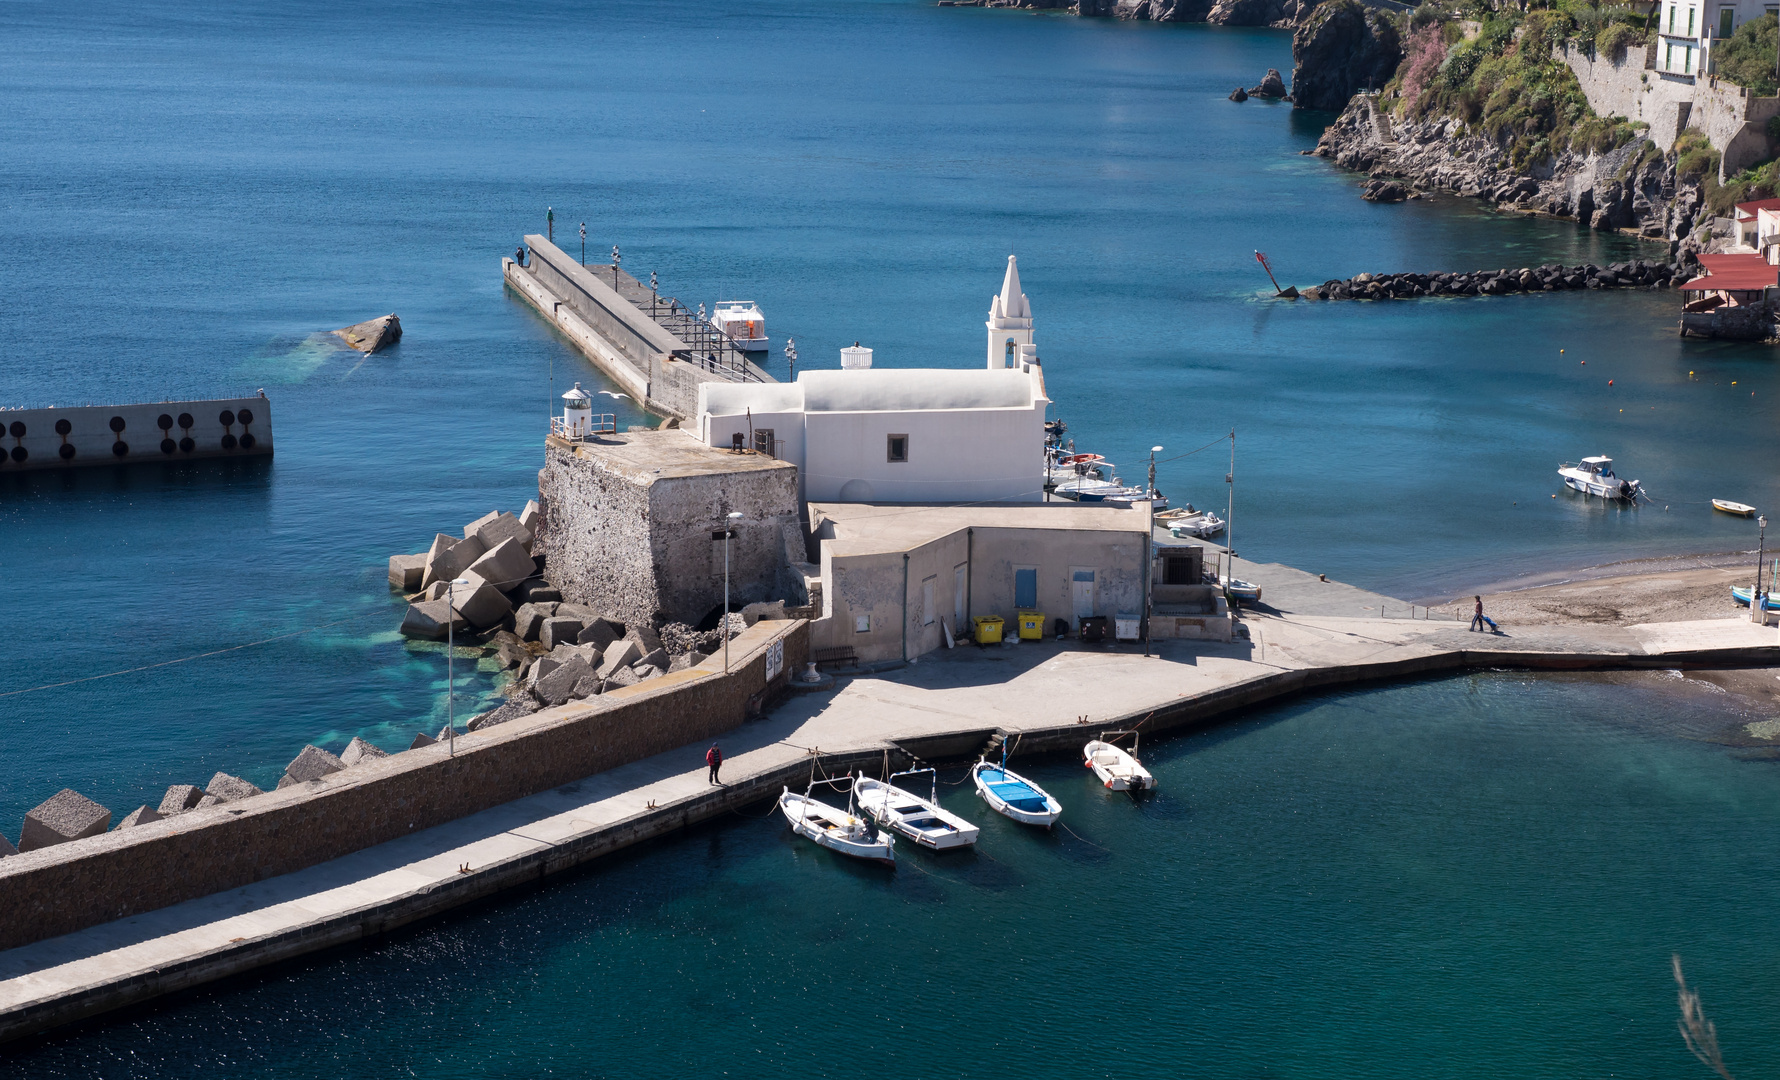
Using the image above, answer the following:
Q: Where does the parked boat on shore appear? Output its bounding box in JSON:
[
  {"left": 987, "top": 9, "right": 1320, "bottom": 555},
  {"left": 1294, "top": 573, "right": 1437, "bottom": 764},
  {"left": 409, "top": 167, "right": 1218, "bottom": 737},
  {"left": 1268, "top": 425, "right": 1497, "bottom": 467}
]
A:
[
  {"left": 1558, "top": 456, "right": 1642, "bottom": 501},
  {"left": 1083, "top": 734, "right": 1155, "bottom": 791},
  {"left": 855, "top": 770, "right": 980, "bottom": 850},
  {"left": 972, "top": 757, "right": 1062, "bottom": 827},
  {"left": 779, "top": 783, "right": 895, "bottom": 865}
]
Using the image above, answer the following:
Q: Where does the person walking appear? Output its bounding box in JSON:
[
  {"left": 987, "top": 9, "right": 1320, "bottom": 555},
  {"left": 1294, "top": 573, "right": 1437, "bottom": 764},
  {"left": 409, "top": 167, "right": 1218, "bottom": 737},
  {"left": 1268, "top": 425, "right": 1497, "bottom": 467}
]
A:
[
  {"left": 1469, "top": 595, "right": 1486, "bottom": 632},
  {"left": 706, "top": 743, "right": 723, "bottom": 785}
]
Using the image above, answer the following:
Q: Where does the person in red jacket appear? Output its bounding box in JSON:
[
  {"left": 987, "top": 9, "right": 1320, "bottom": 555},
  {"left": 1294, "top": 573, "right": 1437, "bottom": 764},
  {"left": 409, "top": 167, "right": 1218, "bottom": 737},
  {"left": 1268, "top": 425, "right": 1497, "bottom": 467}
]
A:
[{"left": 706, "top": 743, "right": 723, "bottom": 785}]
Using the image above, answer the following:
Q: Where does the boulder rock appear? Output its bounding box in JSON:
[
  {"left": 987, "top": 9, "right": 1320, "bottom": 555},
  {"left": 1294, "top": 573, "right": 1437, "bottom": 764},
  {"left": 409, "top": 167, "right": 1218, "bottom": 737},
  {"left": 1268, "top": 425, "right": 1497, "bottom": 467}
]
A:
[
  {"left": 1249, "top": 67, "right": 1287, "bottom": 97},
  {"left": 535, "top": 656, "right": 594, "bottom": 708},
  {"left": 631, "top": 663, "right": 665, "bottom": 681},
  {"left": 636, "top": 647, "right": 669, "bottom": 672},
  {"left": 539, "top": 616, "right": 585, "bottom": 650},
  {"left": 597, "top": 639, "right": 643, "bottom": 679},
  {"left": 388, "top": 553, "right": 426, "bottom": 592},
  {"left": 532, "top": 654, "right": 565, "bottom": 682},
  {"left": 1229, "top": 87, "right": 1250, "bottom": 102},
  {"left": 623, "top": 624, "right": 664, "bottom": 654},
  {"left": 605, "top": 666, "right": 641, "bottom": 689},
  {"left": 450, "top": 580, "right": 513, "bottom": 630},
  {"left": 195, "top": 794, "right": 224, "bottom": 808},
  {"left": 572, "top": 673, "right": 604, "bottom": 699},
  {"left": 1361, "top": 179, "right": 1407, "bottom": 202},
  {"left": 340, "top": 737, "right": 389, "bottom": 766},
  {"left": 465, "top": 537, "right": 538, "bottom": 594},
  {"left": 284, "top": 744, "right": 347, "bottom": 784},
  {"left": 19, "top": 789, "right": 112, "bottom": 852},
  {"left": 409, "top": 731, "right": 438, "bottom": 750},
  {"left": 555, "top": 602, "right": 601, "bottom": 625},
  {"left": 159, "top": 784, "right": 204, "bottom": 815},
  {"left": 401, "top": 598, "right": 469, "bottom": 641},
  {"left": 206, "top": 773, "right": 263, "bottom": 802},
  {"left": 466, "top": 511, "right": 533, "bottom": 554},
  {"left": 333, "top": 313, "right": 402, "bottom": 354},
  {"left": 467, "top": 695, "right": 540, "bottom": 731},
  {"left": 513, "top": 602, "right": 556, "bottom": 641},
  {"left": 115, "top": 805, "right": 166, "bottom": 830},
  {"left": 577, "top": 619, "right": 618, "bottom": 651}
]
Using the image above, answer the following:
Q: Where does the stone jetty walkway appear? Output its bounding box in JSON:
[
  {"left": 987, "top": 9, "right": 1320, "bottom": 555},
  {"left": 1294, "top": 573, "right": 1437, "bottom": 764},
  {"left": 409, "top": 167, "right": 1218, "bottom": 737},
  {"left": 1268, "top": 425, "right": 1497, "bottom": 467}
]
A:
[{"left": 2, "top": 591, "right": 1775, "bottom": 1042}]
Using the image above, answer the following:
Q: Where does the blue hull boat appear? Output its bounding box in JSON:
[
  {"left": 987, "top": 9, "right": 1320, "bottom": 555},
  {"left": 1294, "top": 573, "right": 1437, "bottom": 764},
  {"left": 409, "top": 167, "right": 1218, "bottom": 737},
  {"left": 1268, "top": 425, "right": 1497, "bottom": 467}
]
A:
[{"left": 1731, "top": 586, "right": 1780, "bottom": 611}]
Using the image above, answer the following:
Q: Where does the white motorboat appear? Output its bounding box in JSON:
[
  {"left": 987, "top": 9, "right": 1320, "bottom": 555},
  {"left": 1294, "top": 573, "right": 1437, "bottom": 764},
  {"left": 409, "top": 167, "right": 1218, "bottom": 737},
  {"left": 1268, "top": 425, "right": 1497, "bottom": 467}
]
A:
[
  {"left": 710, "top": 300, "right": 769, "bottom": 353},
  {"left": 855, "top": 770, "right": 980, "bottom": 850},
  {"left": 779, "top": 785, "right": 895, "bottom": 865},
  {"left": 1168, "top": 510, "right": 1225, "bottom": 539},
  {"left": 1083, "top": 734, "right": 1155, "bottom": 791},
  {"left": 1049, "top": 453, "right": 1165, "bottom": 507},
  {"left": 1558, "top": 456, "right": 1642, "bottom": 501},
  {"left": 972, "top": 757, "right": 1062, "bottom": 827}
]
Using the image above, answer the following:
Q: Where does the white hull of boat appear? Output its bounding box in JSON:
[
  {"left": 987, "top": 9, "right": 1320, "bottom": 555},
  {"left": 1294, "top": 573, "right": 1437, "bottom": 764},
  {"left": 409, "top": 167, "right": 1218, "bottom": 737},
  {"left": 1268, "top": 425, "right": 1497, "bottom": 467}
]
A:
[
  {"left": 1224, "top": 578, "right": 1262, "bottom": 602},
  {"left": 1083, "top": 740, "right": 1155, "bottom": 791},
  {"left": 855, "top": 777, "right": 980, "bottom": 850},
  {"left": 779, "top": 789, "right": 895, "bottom": 865},
  {"left": 971, "top": 760, "right": 1062, "bottom": 827},
  {"left": 1167, "top": 512, "right": 1225, "bottom": 538}
]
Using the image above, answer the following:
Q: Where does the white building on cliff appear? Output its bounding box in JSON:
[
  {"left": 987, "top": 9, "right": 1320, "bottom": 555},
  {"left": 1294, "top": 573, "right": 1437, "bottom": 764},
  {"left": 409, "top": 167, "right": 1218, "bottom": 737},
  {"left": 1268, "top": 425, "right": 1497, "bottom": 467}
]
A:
[{"left": 696, "top": 256, "right": 1050, "bottom": 506}]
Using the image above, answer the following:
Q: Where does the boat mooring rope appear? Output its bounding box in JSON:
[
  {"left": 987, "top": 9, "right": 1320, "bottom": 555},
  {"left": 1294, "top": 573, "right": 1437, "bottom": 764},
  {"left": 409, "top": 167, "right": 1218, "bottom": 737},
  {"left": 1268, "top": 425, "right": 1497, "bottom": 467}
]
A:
[{"left": 1059, "top": 822, "right": 1111, "bottom": 852}]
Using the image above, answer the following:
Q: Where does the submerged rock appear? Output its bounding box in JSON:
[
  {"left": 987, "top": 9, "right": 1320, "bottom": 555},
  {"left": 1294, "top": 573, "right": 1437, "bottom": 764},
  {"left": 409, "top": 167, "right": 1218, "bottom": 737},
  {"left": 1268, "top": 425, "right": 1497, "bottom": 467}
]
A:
[{"left": 333, "top": 313, "right": 402, "bottom": 354}]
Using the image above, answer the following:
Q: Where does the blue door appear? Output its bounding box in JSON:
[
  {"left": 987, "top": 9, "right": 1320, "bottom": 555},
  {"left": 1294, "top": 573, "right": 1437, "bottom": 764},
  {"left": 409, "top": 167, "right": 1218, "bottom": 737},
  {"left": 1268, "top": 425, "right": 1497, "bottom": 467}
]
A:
[{"left": 1014, "top": 568, "right": 1037, "bottom": 609}]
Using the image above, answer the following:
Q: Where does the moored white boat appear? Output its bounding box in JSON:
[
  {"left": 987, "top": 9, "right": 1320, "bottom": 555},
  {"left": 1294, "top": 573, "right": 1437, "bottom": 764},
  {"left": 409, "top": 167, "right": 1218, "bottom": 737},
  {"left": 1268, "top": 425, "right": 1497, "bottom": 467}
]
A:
[
  {"left": 1168, "top": 510, "right": 1226, "bottom": 538},
  {"left": 1713, "top": 499, "right": 1756, "bottom": 517},
  {"left": 972, "top": 758, "right": 1062, "bottom": 827},
  {"left": 779, "top": 786, "right": 895, "bottom": 865},
  {"left": 1083, "top": 736, "right": 1155, "bottom": 791},
  {"left": 710, "top": 300, "right": 769, "bottom": 353},
  {"left": 855, "top": 771, "right": 980, "bottom": 850},
  {"left": 1558, "top": 456, "right": 1642, "bottom": 501}
]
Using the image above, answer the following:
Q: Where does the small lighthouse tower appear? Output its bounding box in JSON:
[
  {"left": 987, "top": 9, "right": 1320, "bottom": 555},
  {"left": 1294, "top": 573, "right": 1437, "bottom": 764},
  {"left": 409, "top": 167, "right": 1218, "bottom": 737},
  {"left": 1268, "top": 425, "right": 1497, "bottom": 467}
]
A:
[
  {"left": 985, "top": 255, "right": 1034, "bottom": 369},
  {"left": 560, "top": 382, "right": 592, "bottom": 439}
]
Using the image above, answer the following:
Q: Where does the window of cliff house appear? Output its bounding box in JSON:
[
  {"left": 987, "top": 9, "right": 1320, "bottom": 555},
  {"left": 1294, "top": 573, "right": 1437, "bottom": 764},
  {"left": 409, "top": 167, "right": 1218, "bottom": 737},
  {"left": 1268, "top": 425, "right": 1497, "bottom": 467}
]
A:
[
  {"left": 1666, "top": 42, "right": 1674, "bottom": 68},
  {"left": 1667, "top": 4, "right": 1675, "bottom": 32},
  {"left": 1687, "top": 7, "right": 1695, "bottom": 35},
  {"left": 1686, "top": 45, "right": 1694, "bottom": 72},
  {"left": 1719, "top": 6, "right": 1733, "bottom": 37}
]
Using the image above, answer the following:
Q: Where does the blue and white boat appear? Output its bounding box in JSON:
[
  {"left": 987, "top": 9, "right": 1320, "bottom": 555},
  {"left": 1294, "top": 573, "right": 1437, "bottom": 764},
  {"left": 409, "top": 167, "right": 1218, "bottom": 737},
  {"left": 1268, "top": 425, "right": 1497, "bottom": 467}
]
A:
[
  {"left": 1731, "top": 586, "right": 1780, "bottom": 611},
  {"left": 971, "top": 757, "right": 1062, "bottom": 827}
]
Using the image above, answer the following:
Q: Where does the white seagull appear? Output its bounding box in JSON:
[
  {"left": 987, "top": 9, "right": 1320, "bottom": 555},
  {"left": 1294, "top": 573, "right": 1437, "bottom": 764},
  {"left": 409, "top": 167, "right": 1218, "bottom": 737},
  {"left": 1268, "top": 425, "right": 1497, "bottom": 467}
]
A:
[{"left": 596, "top": 391, "right": 630, "bottom": 401}]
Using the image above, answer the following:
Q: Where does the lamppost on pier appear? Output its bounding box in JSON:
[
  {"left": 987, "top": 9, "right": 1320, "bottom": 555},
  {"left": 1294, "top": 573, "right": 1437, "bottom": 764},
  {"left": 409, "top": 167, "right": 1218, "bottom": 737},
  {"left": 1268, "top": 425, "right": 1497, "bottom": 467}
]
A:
[
  {"left": 547, "top": 206, "right": 553, "bottom": 242},
  {"left": 580, "top": 222, "right": 586, "bottom": 266},
  {"left": 1145, "top": 446, "right": 1162, "bottom": 659},
  {"left": 1147, "top": 445, "right": 1163, "bottom": 502},
  {"left": 611, "top": 246, "right": 621, "bottom": 288},
  {"left": 719, "top": 511, "right": 742, "bottom": 673},
  {"left": 445, "top": 576, "right": 470, "bottom": 757},
  {"left": 1756, "top": 515, "right": 1769, "bottom": 610},
  {"left": 651, "top": 271, "right": 658, "bottom": 317},
  {"left": 784, "top": 336, "right": 797, "bottom": 381}
]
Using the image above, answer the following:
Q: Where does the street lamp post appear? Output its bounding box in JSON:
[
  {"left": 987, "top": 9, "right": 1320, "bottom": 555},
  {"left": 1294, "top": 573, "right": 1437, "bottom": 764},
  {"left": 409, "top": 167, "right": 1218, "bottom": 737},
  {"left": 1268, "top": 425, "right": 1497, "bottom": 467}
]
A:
[
  {"left": 1147, "top": 445, "right": 1163, "bottom": 501},
  {"left": 547, "top": 206, "right": 553, "bottom": 242},
  {"left": 651, "top": 271, "right": 658, "bottom": 317},
  {"left": 445, "top": 576, "right": 470, "bottom": 757},
  {"left": 724, "top": 511, "right": 742, "bottom": 673},
  {"left": 784, "top": 336, "right": 797, "bottom": 381},
  {"left": 611, "top": 245, "right": 621, "bottom": 288},
  {"left": 1145, "top": 446, "right": 1162, "bottom": 658},
  {"left": 580, "top": 222, "right": 586, "bottom": 266},
  {"left": 1756, "top": 515, "right": 1769, "bottom": 611}
]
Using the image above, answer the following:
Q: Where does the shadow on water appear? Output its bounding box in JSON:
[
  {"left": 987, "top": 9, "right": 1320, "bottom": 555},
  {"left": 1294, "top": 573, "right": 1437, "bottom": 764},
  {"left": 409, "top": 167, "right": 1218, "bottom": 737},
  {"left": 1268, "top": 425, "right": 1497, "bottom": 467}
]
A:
[{"left": 0, "top": 455, "right": 274, "bottom": 503}]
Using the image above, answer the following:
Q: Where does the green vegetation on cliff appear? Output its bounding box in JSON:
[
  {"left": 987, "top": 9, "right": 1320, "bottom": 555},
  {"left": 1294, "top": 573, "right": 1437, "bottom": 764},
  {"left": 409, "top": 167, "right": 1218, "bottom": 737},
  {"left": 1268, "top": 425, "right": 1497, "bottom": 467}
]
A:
[
  {"left": 1711, "top": 13, "right": 1779, "bottom": 95},
  {"left": 1393, "top": 9, "right": 1642, "bottom": 170}
]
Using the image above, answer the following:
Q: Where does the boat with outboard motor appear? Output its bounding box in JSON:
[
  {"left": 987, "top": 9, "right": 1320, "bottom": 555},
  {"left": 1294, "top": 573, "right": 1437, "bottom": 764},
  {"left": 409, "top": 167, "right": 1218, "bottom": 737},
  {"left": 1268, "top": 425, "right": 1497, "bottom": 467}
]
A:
[
  {"left": 779, "top": 779, "right": 895, "bottom": 865},
  {"left": 1049, "top": 450, "right": 1167, "bottom": 508},
  {"left": 972, "top": 756, "right": 1062, "bottom": 827},
  {"left": 855, "top": 769, "right": 980, "bottom": 850},
  {"left": 710, "top": 300, "right": 769, "bottom": 353},
  {"left": 1162, "top": 504, "right": 1225, "bottom": 538},
  {"left": 1558, "top": 456, "right": 1642, "bottom": 501},
  {"left": 1083, "top": 732, "right": 1155, "bottom": 791}
]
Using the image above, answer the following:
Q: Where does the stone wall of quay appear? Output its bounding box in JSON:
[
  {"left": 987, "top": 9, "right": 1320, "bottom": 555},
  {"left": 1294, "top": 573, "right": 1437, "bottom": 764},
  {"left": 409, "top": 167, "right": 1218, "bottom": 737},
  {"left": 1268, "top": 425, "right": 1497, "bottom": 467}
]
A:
[
  {"left": 0, "top": 621, "right": 807, "bottom": 954},
  {"left": 0, "top": 397, "right": 272, "bottom": 473}
]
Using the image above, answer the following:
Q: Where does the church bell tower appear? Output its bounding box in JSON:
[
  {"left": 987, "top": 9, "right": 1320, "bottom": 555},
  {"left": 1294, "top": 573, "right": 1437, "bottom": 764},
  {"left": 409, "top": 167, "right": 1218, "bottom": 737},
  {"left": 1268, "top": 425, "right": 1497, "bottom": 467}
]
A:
[{"left": 986, "top": 255, "right": 1034, "bottom": 369}]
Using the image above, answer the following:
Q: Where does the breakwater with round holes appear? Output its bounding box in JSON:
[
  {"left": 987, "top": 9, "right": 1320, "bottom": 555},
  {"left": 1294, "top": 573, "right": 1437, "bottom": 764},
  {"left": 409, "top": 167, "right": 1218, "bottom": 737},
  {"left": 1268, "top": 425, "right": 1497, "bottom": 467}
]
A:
[{"left": 0, "top": 397, "right": 272, "bottom": 471}]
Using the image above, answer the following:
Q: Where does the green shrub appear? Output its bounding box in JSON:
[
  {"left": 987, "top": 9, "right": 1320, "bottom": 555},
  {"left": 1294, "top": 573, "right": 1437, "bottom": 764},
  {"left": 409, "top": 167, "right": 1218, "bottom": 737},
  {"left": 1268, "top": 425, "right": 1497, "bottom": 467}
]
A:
[
  {"left": 1673, "top": 129, "right": 1721, "bottom": 183},
  {"left": 1712, "top": 14, "right": 1778, "bottom": 95},
  {"left": 1595, "top": 22, "right": 1638, "bottom": 59}
]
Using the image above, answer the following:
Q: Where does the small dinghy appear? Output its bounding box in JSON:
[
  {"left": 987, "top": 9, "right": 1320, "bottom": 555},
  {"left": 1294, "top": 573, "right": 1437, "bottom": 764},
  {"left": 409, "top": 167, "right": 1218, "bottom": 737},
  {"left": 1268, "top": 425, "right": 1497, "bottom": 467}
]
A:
[
  {"left": 972, "top": 756, "right": 1062, "bottom": 827},
  {"left": 1083, "top": 732, "right": 1155, "bottom": 791},
  {"left": 855, "top": 769, "right": 980, "bottom": 850},
  {"left": 1224, "top": 578, "right": 1262, "bottom": 603},
  {"left": 1714, "top": 499, "right": 1757, "bottom": 517},
  {"left": 779, "top": 782, "right": 895, "bottom": 866},
  {"left": 1731, "top": 586, "right": 1780, "bottom": 611}
]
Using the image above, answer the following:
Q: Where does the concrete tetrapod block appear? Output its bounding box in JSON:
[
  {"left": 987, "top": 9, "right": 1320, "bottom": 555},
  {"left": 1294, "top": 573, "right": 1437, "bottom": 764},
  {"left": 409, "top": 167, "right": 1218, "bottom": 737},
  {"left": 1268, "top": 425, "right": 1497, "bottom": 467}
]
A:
[
  {"left": 530, "top": 654, "right": 563, "bottom": 683},
  {"left": 625, "top": 624, "right": 664, "bottom": 654},
  {"left": 555, "top": 603, "right": 600, "bottom": 626},
  {"left": 465, "top": 537, "right": 538, "bottom": 594},
  {"left": 534, "top": 656, "right": 594, "bottom": 708},
  {"left": 576, "top": 619, "right": 617, "bottom": 652},
  {"left": 401, "top": 598, "right": 470, "bottom": 641},
  {"left": 493, "top": 633, "right": 529, "bottom": 669},
  {"left": 0, "top": 832, "right": 15, "bottom": 858},
  {"left": 340, "top": 736, "right": 389, "bottom": 767},
  {"left": 19, "top": 789, "right": 112, "bottom": 852},
  {"left": 158, "top": 784, "right": 204, "bottom": 815},
  {"left": 468, "top": 511, "right": 533, "bottom": 554},
  {"left": 631, "top": 663, "right": 665, "bottom": 681},
  {"left": 206, "top": 772, "right": 263, "bottom": 802},
  {"left": 596, "top": 639, "right": 642, "bottom": 680},
  {"left": 635, "top": 647, "right": 669, "bottom": 672},
  {"left": 669, "top": 649, "right": 708, "bottom": 673},
  {"left": 115, "top": 805, "right": 165, "bottom": 830},
  {"left": 538, "top": 616, "right": 584, "bottom": 651},
  {"left": 284, "top": 744, "right": 347, "bottom": 783},
  {"left": 605, "top": 666, "right": 640, "bottom": 689},
  {"left": 388, "top": 553, "right": 426, "bottom": 591},
  {"left": 513, "top": 602, "right": 554, "bottom": 642},
  {"left": 422, "top": 534, "right": 486, "bottom": 590},
  {"left": 449, "top": 581, "right": 513, "bottom": 630},
  {"left": 520, "top": 499, "right": 540, "bottom": 536},
  {"left": 408, "top": 731, "right": 437, "bottom": 750},
  {"left": 195, "top": 794, "right": 224, "bottom": 808},
  {"left": 571, "top": 673, "right": 604, "bottom": 699}
]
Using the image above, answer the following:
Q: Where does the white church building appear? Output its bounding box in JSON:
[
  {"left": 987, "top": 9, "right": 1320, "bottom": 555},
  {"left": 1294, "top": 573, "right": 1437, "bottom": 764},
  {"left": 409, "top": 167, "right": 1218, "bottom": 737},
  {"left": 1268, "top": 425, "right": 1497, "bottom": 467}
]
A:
[{"left": 696, "top": 256, "right": 1050, "bottom": 505}]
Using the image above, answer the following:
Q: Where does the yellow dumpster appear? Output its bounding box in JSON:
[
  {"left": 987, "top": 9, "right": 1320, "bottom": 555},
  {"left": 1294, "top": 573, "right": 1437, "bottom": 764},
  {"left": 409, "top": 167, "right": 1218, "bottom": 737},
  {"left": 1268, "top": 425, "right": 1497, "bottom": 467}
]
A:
[
  {"left": 971, "top": 615, "right": 1004, "bottom": 644},
  {"left": 1016, "top": 610, "right": 1045, "bottom": 640}
]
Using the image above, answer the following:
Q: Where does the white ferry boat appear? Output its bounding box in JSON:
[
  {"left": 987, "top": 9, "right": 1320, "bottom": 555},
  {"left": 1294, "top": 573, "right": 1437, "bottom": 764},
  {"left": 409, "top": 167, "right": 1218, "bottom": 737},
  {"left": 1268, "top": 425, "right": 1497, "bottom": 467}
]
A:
[
  {"left": 710, "top": 301, "right": 769, "bottom": 353},
  {"left": 1558, "top": 456, "right": 1642, "bottom": 501}
]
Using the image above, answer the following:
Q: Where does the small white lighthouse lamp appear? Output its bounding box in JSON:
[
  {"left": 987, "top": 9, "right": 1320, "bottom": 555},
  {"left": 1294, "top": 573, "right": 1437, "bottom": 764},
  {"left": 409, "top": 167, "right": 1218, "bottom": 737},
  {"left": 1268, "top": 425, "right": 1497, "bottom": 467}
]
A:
[{"left": 561, "top": 382, "right": 592, "bottom": 439}]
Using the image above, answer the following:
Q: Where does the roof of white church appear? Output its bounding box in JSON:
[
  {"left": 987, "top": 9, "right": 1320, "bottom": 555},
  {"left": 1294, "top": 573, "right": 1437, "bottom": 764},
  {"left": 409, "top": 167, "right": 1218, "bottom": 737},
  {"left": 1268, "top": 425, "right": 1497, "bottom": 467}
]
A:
[{"left": 700, "top": 367, "right": 1042, "bottom": 416}]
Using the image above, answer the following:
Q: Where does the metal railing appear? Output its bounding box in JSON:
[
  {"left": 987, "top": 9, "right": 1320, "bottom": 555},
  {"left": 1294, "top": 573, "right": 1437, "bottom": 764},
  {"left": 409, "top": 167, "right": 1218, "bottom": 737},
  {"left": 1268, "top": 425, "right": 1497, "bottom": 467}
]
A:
[{"left": 552, "top": 413, "right": 617, "bottom": 439}]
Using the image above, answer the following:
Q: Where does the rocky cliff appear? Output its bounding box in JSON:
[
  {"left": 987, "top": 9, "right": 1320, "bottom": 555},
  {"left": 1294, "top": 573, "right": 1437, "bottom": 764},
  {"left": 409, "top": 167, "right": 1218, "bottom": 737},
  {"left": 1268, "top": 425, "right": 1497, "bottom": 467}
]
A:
[
  {"left": 1312, "top": 95, "right": 1708, "bottom": 256},
  {"left": 982, "top": 0, "right": 1311, "bottom": 29},
  {"left": 1288, "top": 0, "right": 1401, "bottom": 111}
]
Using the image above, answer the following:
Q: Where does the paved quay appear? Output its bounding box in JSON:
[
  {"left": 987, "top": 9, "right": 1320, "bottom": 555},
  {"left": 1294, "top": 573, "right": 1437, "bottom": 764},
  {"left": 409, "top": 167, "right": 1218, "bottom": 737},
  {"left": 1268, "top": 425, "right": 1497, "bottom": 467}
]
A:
[{"left": 3, "top": 603, "right": 1777, "bottom": 1043}]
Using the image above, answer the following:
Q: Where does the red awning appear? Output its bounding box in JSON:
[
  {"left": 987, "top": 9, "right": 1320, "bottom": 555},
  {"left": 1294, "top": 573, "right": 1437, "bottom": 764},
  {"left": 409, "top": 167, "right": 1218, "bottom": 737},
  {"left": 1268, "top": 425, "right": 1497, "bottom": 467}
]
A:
[
  {"left": 1735, "top": 197, "right": 1780, "bottom": 221},
  {"left": 1682, "top": 253, "right": 1778, "bottom": 291}
]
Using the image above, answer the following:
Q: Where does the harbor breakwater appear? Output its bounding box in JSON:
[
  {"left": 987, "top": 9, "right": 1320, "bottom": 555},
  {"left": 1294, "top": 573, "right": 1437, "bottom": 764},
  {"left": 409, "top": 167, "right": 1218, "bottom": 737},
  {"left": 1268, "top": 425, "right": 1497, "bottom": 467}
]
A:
[
  {"left": 0, "top": 397, "right": 272, "bottom": 472},
  {"left": 1301, "top": 257, "right": 1681, "bottom": 300}
]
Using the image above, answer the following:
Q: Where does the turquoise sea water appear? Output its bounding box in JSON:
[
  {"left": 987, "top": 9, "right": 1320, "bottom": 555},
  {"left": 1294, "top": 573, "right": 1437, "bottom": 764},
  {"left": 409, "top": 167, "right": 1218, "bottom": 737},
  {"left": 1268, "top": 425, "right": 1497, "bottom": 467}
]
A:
[
  {"left": 14, "top": 673, "right": 1780, "bottom": 1078},
  {"left": 3, "top": 0, "right": 1779, "bottom": 1070}
]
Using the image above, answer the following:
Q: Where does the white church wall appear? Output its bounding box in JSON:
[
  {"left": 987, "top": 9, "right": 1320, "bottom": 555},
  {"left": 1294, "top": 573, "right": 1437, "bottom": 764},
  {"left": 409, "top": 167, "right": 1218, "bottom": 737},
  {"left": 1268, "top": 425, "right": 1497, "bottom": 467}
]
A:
[{"left": 801, "top": 404, "right": 1045, "bottom": 504}]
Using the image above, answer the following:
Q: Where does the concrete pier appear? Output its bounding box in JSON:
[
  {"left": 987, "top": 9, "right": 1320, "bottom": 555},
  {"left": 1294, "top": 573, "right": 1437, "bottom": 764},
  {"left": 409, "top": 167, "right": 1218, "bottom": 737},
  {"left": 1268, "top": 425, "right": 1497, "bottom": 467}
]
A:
[
  {"left": 1, "top": 577, "right": 1775, "bottom": 1043},
  {"left": 504, "top": 237, "right": 774, "bottom": 422},
  {"left": 0, "top": 396, "right": 272, "bottom": 473}
]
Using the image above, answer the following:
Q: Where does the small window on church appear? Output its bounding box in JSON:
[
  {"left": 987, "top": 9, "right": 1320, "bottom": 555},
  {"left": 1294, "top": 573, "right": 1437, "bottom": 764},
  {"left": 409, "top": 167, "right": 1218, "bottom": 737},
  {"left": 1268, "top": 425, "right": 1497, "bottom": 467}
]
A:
[{"left": 887, "top": 434, "right": 908, "bottom": 463}]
